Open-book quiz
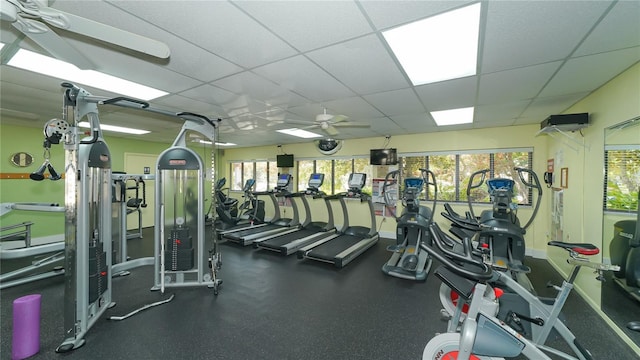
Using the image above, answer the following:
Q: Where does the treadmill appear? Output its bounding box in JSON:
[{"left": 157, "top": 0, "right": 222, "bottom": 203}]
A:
[
  {"left": 254, "top": 173, "right": 336, "bottom": 255},
  {"left": 223, "top": 173, "right": 299, "bottom": 246},
  {"left": 297, "top": 173, "right": 379, "bottom": 268}
]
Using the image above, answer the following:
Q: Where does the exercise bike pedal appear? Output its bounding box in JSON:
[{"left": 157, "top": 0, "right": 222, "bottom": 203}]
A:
[
  {"left": 386, "top": 245, "right": 405, "bottom": 253},
  {"left": 546, "top": 281, "right": 562, "bottom": 291},
  {"left": 439, "top": 309, "right": 452, "bottom": 320}
]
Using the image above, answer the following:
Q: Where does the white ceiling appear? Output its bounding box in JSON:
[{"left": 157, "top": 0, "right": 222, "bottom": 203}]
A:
[{"left": 1, "top": 0, "right": 639, "bottom": 147}]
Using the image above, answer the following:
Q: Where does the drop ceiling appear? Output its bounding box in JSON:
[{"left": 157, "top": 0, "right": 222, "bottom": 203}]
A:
[{"left": 1, "top": 0, "right": 639, "bottom": 147}]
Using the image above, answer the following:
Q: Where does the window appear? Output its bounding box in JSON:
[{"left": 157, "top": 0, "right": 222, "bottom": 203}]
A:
[
  {"left": 229, "top": 160, "right": 277, "bottom": 192},
  {"left": 255, "top": 162, "right": 268, "bottom": 192},
  {"left": 229, "top": 148, "right": 532, "bottom": 205},
  {"left": 400, "top": 148, "right": 533, "bottom": 205},
  {"left": 297, "top": 160, "right": 314, "bottom": 191},
  {"left": 315, "top": 159, "right": 333, "bottom": 194},
  {"left": 604, "top": 146, "right": 640, "bottom": 213}
]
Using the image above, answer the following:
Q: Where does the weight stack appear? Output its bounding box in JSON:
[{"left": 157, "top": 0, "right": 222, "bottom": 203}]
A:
[
  {"left": 89, "top": 243, "right": 109, "bottom": 303},
  {"left": 164, "top": 227, "right": 194, "bottom": 271}
]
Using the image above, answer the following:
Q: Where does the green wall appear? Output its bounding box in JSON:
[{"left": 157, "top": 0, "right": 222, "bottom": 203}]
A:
[{"left": 0, "top": 124, "right": 170, "bottom": 238}]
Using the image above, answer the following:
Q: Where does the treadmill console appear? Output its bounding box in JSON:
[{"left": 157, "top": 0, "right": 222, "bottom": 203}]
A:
[
  {"left": 347, "top": 173, "right": 367, "bottom": 198},
  {"left": 307, "top": 173, "right": 324, "bottom": 192},
  {"left": 275, "top": 173, "right": 292, "bottom": 190}
]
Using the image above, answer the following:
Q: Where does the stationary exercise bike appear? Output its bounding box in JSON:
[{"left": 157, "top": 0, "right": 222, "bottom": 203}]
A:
[
  {"left": 442, "top": 167, "right": 542, "bottom": 288},
  {"left": 609, "top": 188, "right": 640, "bottom": 331},
  {"left": 422, "top": 222, "right": 619, "bottom": 360},
  {"left": 381, "top": 169, "right": 437, "bottom": 281}
]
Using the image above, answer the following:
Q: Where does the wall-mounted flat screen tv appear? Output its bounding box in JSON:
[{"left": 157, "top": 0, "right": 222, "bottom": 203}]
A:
[
  {"left": 276, "top": 154, "right": 294, "bottom": 168},
  {"left": 370, "top": 148, "right": 398, "bottom": 165}
]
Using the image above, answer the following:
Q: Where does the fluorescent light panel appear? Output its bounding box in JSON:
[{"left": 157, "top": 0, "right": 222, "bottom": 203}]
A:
[
  {"left": 7, "top": 49, "right": 168, "bottom": 101},
  {"left": 383, "top": 3, "right": 481, "bottom": 86},
  {"left": 277, "top": 128, "right": 322, "bottom": 138},
  {"left": 431, "top": 107, "right": 474, "bottom": 126},
  {"left": 198, "top": 140, "right": 237, "bottom": 146},
  {"left": 78, "top": 121, "right": 150, "bottom": 135}
]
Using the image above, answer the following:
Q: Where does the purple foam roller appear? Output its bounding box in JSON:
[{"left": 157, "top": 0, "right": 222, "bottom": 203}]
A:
[{"left": 12, "top": 294, "right": 41, "bottom": 360}]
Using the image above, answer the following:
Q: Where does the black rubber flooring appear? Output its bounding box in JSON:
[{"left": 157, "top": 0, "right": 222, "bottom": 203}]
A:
[{"left": 1, "top": 227, "right": 638, "bottom": 359}]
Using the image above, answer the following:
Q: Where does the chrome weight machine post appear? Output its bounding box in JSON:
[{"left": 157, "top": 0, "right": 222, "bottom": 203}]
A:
[{"left": 56, "top": 83, "right": 114, "bottom": 353}]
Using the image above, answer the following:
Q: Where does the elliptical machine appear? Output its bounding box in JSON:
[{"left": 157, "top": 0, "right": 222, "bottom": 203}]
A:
[
  {"left": 213, "top": 178, "right": 265, "bottom": 231},
  {"left": 442, "top": 167, "right": 542, "bottom": 286},
  {"left": 381, "top": 168, "right": 437, "bottom": 281}
]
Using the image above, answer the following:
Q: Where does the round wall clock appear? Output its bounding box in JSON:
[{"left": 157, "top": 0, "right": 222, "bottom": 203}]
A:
[{"left": 10, "top": 152, "right": 34, "bottom": 167}]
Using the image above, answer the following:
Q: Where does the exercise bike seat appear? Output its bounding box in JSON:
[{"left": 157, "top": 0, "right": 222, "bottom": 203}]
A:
[{"left": 548, "top": 241, "right": 599, "bottom": 256}]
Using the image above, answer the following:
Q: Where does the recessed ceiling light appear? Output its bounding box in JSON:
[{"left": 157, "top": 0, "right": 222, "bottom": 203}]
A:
[
  {"left": 383, "top": 2, "right": 481, "bottom": 86},
  {"left": 78, "top": 121, "right": 150, "bottom": 135},
  {"left": 7, "top": 49, "right": 168, "bottom": 101},
  {"left": 431, "top": 107, "right": 474, "bottom": 126},
  {"left": 277, "top": 128, "right": 322, "bottom": 138}
]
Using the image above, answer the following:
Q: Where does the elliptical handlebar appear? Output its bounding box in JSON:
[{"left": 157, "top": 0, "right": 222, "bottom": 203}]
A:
[
  {"left": 420, "top": 168, "right": 438, "bottom": 224},
  {"left": 466, "top": 169, "right": 489, "bottom": 220},
  {"left": 423, "top": 222, "right": 493, "bottom": 281},
  {"left": 382, "top": 170, "right": 400, "bottom": 219},
  {"left": 515, "top": 167, "right": 543, "bottom": 230}
]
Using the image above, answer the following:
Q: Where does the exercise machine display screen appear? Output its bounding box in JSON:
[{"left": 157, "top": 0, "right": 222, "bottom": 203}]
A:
[
  {"left": 348, "top": 173, "right": 366, "bottom": 189},
  {"left": 277, "top": 174, "right": 292, "bottom": 187},
  {"left": 404, "top": 178, "right": 424, "bottom": 189},
  {"left": 308, "top": 173, "right": 324, "bottom": 188},
  {"left": 487, "top": 179, "right": 514, "bottom": 192}
]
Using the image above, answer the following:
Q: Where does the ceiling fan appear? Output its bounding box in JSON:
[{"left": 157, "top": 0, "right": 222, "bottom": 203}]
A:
[
  {"left": 1, "top": 0, "right": 170, "bottom": 69},
  {"left": 292, "top": 108, "right": 370, "bottom": 136}
]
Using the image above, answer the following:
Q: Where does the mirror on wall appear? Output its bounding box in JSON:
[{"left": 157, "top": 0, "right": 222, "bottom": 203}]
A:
[{"left": 602, "top": 116, "right": 640, "bottom": 345}]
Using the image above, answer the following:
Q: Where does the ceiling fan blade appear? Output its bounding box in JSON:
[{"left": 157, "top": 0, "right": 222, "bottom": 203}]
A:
[
  {"left": 12, "top": 17, "right": 95, "bottom": 69},
  {"left": 333, "top": 121, "right": 370, "bottom": 128},
  {"left": 325, "top": 125, "right": 339, "bottom": 136},
  {"left": 40, "top": 8, "right": 170, "bottom": 59},
  {"left": 331, "top": 115, "right": 349, "bottom": 123},
  {"left": 286, "top": 119, "right": 316, "bottom": 126}
]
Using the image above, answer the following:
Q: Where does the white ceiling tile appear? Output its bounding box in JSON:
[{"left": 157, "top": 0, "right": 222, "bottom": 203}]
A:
[
  {"left": 520, "top": 92, "right": 591, "bottom": 122},
  {"left": 474, "top": 100, "right": 531, "bottom": 124},
  {"left": 478, "top": 62, "right": 562, "bottom": 105},
  {"left": 575, "top": 1, "right": 640, "bottom": 56},
  {"left": 363, "top": 88, "right": 425, "bottom": 116},
  {"left": 112, "top": 1, "right": 297, "bottom": 68},
  {"left": 541, "top": 47, "right": 640, "bottom": 98},
  {"left": 360, "top": 1, "right": 474, "bottom": 30},
  {"left": 50, "top": 0, "right": 242, "bottom": 81},
  {"left": 253, "top": 55, "right": 355, "bottom": 102},
  {"left": 235, "top": 1, "right": 373, "bottom": 52},
  {"left": 316, "top": 96, "right": 384, "bottom": 119},
  {"left": 389, "top": 113, "right": 437, "bottom": 132},
  {"left": 212, "top": 72, "right": 308, "bottom": 107},
  {"left": 307, "top": 34, "right": 410, "bottom": 94},
  {"left": 481, "top": 1, "right": 612, "bottom": 73},
  {"left": 415, "top": 76, "right": 477, "bottom": 111}
]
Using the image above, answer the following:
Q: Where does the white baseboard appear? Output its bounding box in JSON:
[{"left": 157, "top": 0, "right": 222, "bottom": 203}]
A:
[{"left": 526, "top": 248, "right": 547, "bottom": 259}]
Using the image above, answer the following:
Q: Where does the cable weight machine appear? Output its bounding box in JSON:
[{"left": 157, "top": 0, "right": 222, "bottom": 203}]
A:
[
  {"left": 152, "top": 113, "right": 222, "bottom": 294},
  {"left": 31, "top": 83, "right": 223, "bottom": 353}
]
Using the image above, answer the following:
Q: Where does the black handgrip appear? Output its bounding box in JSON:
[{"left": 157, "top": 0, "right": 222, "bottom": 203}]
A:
[
  {"left": 426, "top": 222, "right": 493, "bottom": 281},
  {"left": 177, "top": 112, "right": 217, "bottom": 128},
  {"left": 102, "top": 96, "right": 150, "bottom": 108}
]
